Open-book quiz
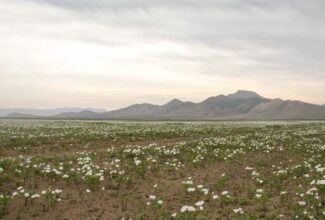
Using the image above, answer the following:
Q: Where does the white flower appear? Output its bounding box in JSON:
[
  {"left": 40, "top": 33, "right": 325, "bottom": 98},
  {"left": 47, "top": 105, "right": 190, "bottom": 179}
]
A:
[
  {"left": 195, "top": 200, "right": 204, "bottom": 207},
  {"left": 256, "top": 189, "right": 263, "bottom": 193},
  {"left": 0, "top": 167, "right": 3, "bottom": 172},
  {"left": 280, "top": 191, "right": 287, "bottom": 195},
  {"left": 24, "top": 193, "right": 30, "bottom": 198},
  {"left": 233, "top": 207, "right": 244, "bottom": 214},
  {"left": 63, "top": 174, "right": 69, "bottom": 178},
  {"left": 212, "top": 195, "right": 219, "bottom": 200},
  {"left": 134, "top": 159, "right": 142, "bottom": 166},
  {"left": 182, "top": 180, "right": 193, "bottom": 185},
  {"left": 149, "top": 195, "right": 156, "bottom": 200},
  {"left": 180, "top": 205, "right": 196, "bottom": 213},
  {"left": 256, "top": 194, "right": 262, "bottom": 198},
  {"left": 221, "top": 191, "right": 229, "bottom": 195},
  {"left": 316, "top": 179, "right": 325, "bottom": 185},
  {"left": 171, "top": 213, "right": 177, "bottom": 218},
  {"left": 201, "top": 188, "right": 209, "bottom": 195},
  {"left": 187, "top": 187, "right": 196, "bottom": 192},
  {"left": 31, "top": 194, "right": 40, "bottom": 199},
  {"left": 157, "top": 200, "right": 163, "bottom": 205},
  {"left": 86, "top": 189, "right": 91, "bottom": 193},
  {"left": 54, "top": 189, "right": 62, "bottom": 194},
  {"left": 298, "top": 201, "right": 306, "bottom": 206}
]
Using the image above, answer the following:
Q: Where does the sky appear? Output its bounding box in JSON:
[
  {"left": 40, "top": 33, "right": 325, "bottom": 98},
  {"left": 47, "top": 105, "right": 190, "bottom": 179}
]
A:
[{"left": 0, "top": 0, "right": 324, "bottom": 110}]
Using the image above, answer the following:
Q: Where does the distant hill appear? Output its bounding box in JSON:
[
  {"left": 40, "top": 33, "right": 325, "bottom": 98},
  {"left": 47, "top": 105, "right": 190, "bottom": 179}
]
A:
[
  {"left": 4, "top": 90, "right": 325, "bottom": 120},
  {"left": 6, "top": 112, "right": 38, "bottom": 118},
  {"left": 53, "top": 110, "right": 106, "bottom": 119},
  {"left": 240, "top": 99, "right": 325, "bottom": 120},
  {"left": 0, "top": 108, "right": 106, "bottom": 117},
  {"left": 104, "top": 103, "right": 160, "bottom": 118}
]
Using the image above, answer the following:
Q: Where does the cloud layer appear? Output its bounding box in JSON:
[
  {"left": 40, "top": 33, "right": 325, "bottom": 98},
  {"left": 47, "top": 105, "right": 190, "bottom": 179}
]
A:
[{"left": 1, "top": 0, "right": 324, "bottom": 109}]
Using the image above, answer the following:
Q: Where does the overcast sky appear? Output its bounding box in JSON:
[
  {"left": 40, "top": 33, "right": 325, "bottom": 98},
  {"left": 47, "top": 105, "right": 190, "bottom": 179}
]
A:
[{"left": 1, "top": 0, "right": 324, "bottom": 110}]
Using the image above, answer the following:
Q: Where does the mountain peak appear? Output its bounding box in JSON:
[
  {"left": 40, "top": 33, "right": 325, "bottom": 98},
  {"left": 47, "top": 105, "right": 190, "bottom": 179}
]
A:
[
  {"left": 227, "top": 90, "right": 264, "bottom": 99},
  {"left": 164, "top": 98, "right": 183, "bottom": 106}
]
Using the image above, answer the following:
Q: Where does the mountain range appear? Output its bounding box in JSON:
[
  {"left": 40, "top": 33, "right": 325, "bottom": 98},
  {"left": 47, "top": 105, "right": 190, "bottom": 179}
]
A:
[
  {"left": 0, "top": 108, "right": 106, "bottom": 117},
  {"left": 2, "top": 90, "right": 325, "bottom": 120}
]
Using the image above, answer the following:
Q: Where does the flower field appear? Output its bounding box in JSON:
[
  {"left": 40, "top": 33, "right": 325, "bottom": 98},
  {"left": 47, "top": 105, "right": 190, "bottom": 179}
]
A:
[{"left": 0, "top": 120, "right": 324, "bottom": 219}]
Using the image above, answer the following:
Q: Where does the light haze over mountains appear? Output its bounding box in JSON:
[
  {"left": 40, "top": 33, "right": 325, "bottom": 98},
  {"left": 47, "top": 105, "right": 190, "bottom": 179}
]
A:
[
  {"left": 3, "top": 90, "right": 325, "bottom": 120},
  {"left": 0, "top": 108, "right": 106, "bottom": 117}
]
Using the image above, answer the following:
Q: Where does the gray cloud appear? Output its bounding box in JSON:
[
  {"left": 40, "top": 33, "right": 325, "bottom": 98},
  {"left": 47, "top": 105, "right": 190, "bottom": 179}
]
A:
[
  {"left": 25, "top": 0, "right": 325, "bottom": 13},
  {"left": 30, "top": 0, "right": 325, "bottom": 74}
]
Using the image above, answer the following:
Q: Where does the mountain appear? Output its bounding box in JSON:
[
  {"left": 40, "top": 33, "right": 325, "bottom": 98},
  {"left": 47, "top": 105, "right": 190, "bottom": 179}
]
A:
[
  {"left": 6, "top": 112, "right": 38, "bottom": 118},
  {"left": 52, "top": 110, "right": 102, "bottom": 119},
  {"left": 3, "top": 90, "right": 325, "bottom": 120},
  {"left": 0, "top": 108, "right": 106, "bottom": 117},
  {"left": 240, "top": 99, "right": 325, "bottom": 119},
  {"left": 227, "top": 90, "right": 266, "bottom": 100},
  {"left": 97, "top": 90, "right": 270, "bottom": 120},
  {"left": 102, "top": 103, "right": 159, "bottom": 118}
]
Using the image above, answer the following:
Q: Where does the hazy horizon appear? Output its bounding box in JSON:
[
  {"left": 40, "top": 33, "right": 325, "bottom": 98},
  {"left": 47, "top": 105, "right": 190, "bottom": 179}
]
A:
[
  {"left": 0, "top": 89, "right": 324, "bottom": 112},
  {"left": 1, "top": 0, "right": 324, "bottom": 109}
]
